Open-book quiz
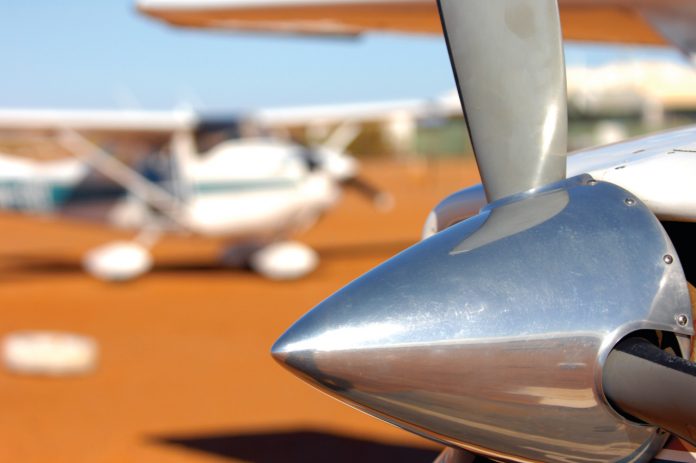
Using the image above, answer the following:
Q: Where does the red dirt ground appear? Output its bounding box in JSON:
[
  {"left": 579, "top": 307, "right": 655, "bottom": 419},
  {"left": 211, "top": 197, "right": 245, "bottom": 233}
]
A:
[{"left": 0, "top": 158, "right": 480, "bottom": 463}]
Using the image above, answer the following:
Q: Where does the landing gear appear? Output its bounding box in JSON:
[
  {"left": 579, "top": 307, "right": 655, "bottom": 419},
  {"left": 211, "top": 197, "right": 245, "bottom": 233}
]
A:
[
  {"left": 82, "top": 241, "right": 153, "bottom": 282},
  {"left": 222, "top": 241, "right": 318, "bottom": 280},
  {"left": 84, "top": 236, "right": 317, "bottom": 282},
  {"left": 251, "top": 241, "right": 318, "bottom": 280},
  {"left": 220, "top": 242, "right": 264, "bottom": 269}
]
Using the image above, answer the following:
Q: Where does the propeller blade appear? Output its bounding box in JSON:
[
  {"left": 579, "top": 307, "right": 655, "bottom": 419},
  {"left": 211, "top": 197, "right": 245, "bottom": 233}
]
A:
[
  {"left": 322, "top": 121, "right": 362, "bottom": 153},
  {"left": 604, "top": 337, "right": 696, "bottom": 446},
  {"left": 438, "top": 0, "right": 567, "bottom": 202},
  {"left": 343, "top": 176, "right": 394, "bottom": 212}
]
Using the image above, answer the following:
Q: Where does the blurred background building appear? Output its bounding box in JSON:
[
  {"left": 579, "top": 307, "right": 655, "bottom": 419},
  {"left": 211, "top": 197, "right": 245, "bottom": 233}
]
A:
[{"left": 253, "top": 60, "right": 696, "bottom": 160}]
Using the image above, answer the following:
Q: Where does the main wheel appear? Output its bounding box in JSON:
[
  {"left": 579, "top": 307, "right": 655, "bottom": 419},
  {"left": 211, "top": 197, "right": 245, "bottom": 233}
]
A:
[
  {"left": 250, "top": 241, "right": 318, "bottom": 280},
  {"left": 83, "top": 241, "right": 153, "bottom": 282}
]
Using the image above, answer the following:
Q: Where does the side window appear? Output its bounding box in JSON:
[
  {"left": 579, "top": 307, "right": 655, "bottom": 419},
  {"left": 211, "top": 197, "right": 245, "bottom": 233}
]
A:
[{"left": 194, "top": 119, "right": 243, "bottom": 154}]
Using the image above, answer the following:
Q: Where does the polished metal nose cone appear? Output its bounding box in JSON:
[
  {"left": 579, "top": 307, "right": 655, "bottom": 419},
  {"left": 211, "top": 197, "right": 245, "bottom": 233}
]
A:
[{"left": 271, "top": 179, "right": 690, "bottom": 463}]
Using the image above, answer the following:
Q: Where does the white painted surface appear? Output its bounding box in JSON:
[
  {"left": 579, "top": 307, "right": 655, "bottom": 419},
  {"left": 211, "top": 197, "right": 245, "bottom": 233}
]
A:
[
  {"left": 3, "top": 331, "right": 98, "bottom": 376},
  {"left": 568, "top": 125, "right": 696, "bottom": 222}
]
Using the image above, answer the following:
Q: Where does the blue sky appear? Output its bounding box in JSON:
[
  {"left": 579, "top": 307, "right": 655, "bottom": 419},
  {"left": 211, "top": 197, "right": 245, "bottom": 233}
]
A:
[{"left": 1, "top": 1, "right": 687, "bottom": 111}]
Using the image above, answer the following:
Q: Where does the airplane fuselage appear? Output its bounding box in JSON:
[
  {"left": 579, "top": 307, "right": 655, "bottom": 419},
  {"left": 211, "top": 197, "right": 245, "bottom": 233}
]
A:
[{"left": 0, "top": 137, "right": 344, "bottom": 240}]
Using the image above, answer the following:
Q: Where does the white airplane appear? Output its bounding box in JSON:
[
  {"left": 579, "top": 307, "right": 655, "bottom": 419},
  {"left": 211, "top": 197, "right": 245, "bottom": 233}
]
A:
[
  {"left": 135, "top": 1, "right": 696, "bottom": 462},
  {"left": 0, "top": 107, "right": 401, "bottom": 282}
]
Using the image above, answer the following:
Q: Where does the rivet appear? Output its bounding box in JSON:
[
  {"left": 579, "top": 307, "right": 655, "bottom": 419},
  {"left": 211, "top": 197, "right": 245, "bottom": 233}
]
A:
[
  {"left": 624, "top": 198, "right": 636, "bottom": 206},
  {"left": 664, "top": 255, "right": 674, "bottom": 265},
  {"left": 677, "top": 314, "right": 689, "bottom": 327}
]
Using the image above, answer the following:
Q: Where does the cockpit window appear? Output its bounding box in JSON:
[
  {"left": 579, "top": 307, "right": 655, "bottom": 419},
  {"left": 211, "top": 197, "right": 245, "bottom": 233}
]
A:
[{"left": 194, "top": 118, "right": 243, "bottom": 153}]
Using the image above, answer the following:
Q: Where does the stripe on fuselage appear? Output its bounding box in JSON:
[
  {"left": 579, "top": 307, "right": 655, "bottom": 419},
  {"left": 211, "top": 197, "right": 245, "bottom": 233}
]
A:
[{"left": 0, "top": 178, "right": 300, "bottom": 212}]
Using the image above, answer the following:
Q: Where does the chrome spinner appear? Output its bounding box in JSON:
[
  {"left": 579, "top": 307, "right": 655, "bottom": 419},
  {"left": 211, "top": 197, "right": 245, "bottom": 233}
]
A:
[{"left": 273, "top": 176, "right": 693, "bottom": 463}]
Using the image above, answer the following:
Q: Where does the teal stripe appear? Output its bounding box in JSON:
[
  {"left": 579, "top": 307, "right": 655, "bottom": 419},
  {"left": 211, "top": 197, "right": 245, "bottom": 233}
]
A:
[
  {"left": 50, "top": 185, "right": 74, "bottom": 205},
  {"left": 0, "top": 181, "right": 72, "bottom": 211},
  {"left": 0, "top": 178, "right": 301, "bottom": 212},
  {"left": 192, "top": 179, "right": 298, "bottom": 194}
]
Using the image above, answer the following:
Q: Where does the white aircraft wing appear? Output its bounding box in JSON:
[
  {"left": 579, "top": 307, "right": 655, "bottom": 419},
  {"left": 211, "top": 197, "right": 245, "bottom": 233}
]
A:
[
  {"left": 0, "top": 109, "right": 199, "bottom": 225},
  {"left": 138, "top": 0, "right": 696, "bottom": 53},
  {"left": 0, "top": 109, "right": 197, "bottom": 134},
  {"left": 253, "top": 95, "right": 461, "bottom": 128},
  {"left": 0, "top": 101, "right": 458, "bottom": 140}
]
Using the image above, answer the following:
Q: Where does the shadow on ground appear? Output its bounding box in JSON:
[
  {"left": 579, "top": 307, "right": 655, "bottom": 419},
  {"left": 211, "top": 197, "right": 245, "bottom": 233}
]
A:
[
  {"left": 0, "top": 254, "right": 235, "bottom": 276},
  {"left": 314, "top": 239, "right": 414, "bottom": 260},
  {"left": 152, "top": 429, "right": 441, "bottom": 463},
  {"left": 0, "top": 239, "right": 415, "bottom": 280}
]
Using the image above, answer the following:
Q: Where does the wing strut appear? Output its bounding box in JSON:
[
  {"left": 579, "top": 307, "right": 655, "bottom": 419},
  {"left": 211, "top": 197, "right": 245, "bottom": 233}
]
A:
[{"left": 57, "top": 128, "right": 187, "bottom": 227}]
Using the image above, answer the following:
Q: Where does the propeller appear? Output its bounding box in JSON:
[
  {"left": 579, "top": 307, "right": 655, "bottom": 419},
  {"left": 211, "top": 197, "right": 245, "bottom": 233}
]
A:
[
  {"left": 342, "top": 176, "right": 394, "bottom": 212},
  {"left": 321, "top": 120, "right": 362, "bottom": 154},
  {"left": 273, "top": 1, "right": 695, "bottom": 462},
  {"left": 438, "top": 0, "right": 567, "bottom": 201},
  {"left": 311, "top": 120, "right": 394, "bottom": 211}
]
